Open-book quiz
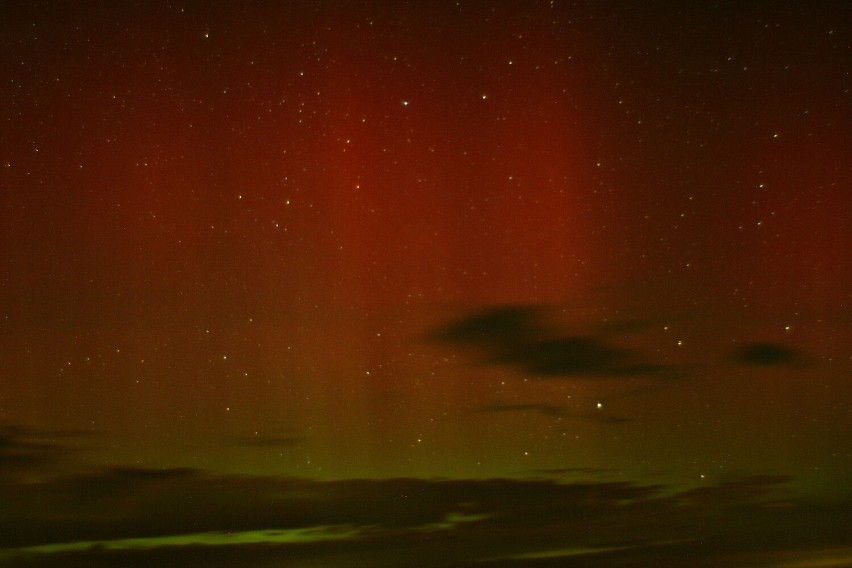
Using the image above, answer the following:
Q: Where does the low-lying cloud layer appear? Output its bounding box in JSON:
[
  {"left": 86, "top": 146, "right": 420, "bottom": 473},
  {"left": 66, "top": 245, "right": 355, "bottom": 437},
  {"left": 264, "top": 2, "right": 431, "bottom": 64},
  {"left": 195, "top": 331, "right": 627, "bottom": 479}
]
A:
[{"left": 0, "top": 467, "right": 849, "bottom": 567}]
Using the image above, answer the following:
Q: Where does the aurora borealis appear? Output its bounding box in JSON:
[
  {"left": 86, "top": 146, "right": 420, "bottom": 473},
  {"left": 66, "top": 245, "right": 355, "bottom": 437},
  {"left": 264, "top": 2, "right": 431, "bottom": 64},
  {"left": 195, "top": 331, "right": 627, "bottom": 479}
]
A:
[{"left": 1, "top": 1, "right": 850, "bottom": 565}]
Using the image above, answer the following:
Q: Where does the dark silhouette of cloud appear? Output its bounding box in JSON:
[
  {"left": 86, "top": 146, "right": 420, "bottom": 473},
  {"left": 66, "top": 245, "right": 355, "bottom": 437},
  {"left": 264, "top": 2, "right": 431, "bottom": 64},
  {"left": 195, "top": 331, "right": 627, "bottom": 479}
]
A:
[
  {"left": 0, "top": 424, "right": 92, "bottom": 474},
  {"left": 430, "top": 306, "right": 678, "bottom": 379},
  {"left": 0, "top": 468, "right": 849, "bottom": 567},
  {"left": 733, "top": 342, "right": 810, "bottom": 367},
  {"left": 105, "top": 466, "right": 199, "bottom": 481},
  {"left": 495, "top": 336, "right": 634, "bottom": 375},
  {"left": 428, "top": 305, "right": 543, "bottom": 346}
]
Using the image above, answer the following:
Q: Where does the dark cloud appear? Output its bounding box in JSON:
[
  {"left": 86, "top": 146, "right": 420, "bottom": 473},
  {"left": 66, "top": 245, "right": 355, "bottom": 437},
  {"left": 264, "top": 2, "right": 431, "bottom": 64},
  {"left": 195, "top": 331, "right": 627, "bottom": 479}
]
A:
[
  {"left": 105, "top": 466, "right": 199, "bottom": 481},
  {"left": 673, "top": 474, "right": 792, "bottom": 506},
  {"left": 427, "top": 305, "right": 543, "bottom": 346},
  {"left": 430, "top": 306, "right": 677, "bottom": 379},
  {"left": 0, "top": 424, "right": 92, "bottom": 474},
  {"left": 598, "top": 414, "right": 636, "bottom": 424},
  {"left": 496, "top": 337, "right": 671, "bottom": 378},
  {"left": 733, "top": 342, "right": 810, "bottom": 367},
  {"left": 0, "top": 469, "right": 849, "bottom": 567}
]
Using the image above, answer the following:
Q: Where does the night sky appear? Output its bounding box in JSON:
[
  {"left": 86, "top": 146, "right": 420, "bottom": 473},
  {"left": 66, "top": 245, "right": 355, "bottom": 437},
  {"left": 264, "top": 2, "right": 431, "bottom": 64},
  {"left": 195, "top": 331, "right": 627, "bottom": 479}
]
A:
[{"left": 1, "top": 1, "right": 850, "bottom": 565}]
